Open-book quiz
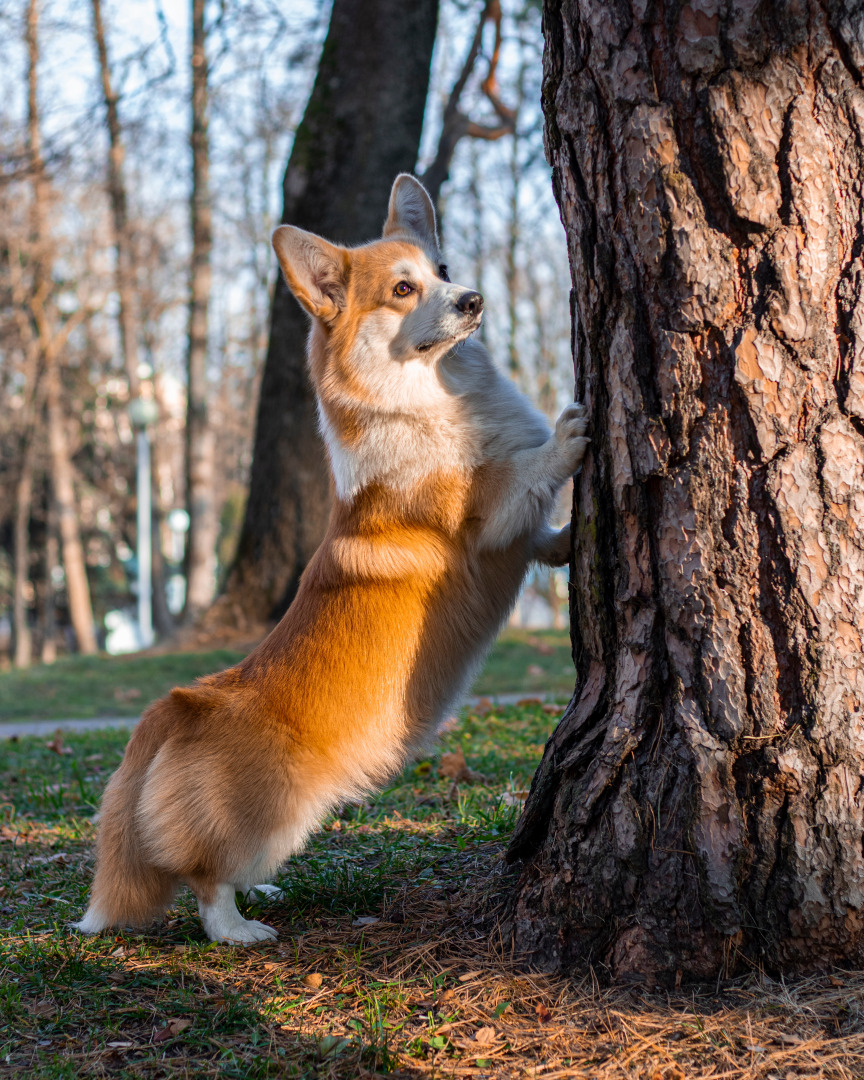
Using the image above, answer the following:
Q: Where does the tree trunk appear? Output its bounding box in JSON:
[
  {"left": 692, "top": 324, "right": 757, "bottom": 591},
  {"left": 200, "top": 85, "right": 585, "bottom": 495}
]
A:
[
  {"left": 507, "top": 0, "right": 864, "bottom": 981},
  {"left": 45, "top": 366, "right": 98, "bottom": 655},
  {"left": 25, "top": 0, "right": 98, "bottom": 657},
  {"left": 13, "top": 435, "right": 35, "bottom": 669},
  {"left": 210, "top": 0, "right": 439, "bottom": 628},
  {"left": 90, "top": 0, "right": 139, "bottom": 398},
  {"left": 184, "top": 0, "right": 218, "bottom": 619}
]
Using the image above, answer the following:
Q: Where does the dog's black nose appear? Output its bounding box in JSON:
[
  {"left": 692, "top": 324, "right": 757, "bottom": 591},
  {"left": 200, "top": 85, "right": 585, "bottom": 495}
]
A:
[{"left": 455, "top": 291, "right": 484, "bottom": 317}]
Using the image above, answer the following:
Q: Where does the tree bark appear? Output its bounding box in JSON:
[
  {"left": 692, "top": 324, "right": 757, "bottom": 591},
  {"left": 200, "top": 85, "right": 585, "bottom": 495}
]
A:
[
  {"left": 90, "top": 0, "right": 139, "bottom": 398},
  {"left": 26, "top": 0, "right": 97, "bottom": 656},
  {"left": 45, "top": 365, "right": 98, "bottom": 655},
  {"left": 507, "top": 0, "right": 864, "bottom": 981},
  {"left": 184, "top": 0, "right": 218, "bottom": 619},
  {"left": 210, "top": 0, "right": 439, "bottom": 628},
  {"left": 13, "top": 434, "right": 35, "bottom": 669}
]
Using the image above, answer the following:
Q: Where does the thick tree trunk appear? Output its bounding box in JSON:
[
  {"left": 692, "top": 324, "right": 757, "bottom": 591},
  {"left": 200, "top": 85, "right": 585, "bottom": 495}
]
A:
[
  {"left": 209, "top": 0, "right": 439, "bottom": 628},
  {"left": 183, "top": 0, "right": 218, "bottom": 618},
  {"left": 507, "top": 0, "right": 864, "bottom": 981}
]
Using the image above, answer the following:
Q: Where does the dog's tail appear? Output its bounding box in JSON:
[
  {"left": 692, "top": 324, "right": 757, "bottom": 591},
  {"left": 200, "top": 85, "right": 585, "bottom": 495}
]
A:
[{"left": 75, "top": 699, "right": 180, "bottom": 932}]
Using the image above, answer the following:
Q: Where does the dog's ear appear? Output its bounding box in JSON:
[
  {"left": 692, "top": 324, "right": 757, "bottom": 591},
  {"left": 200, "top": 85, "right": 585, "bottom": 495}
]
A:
[
  {"left": 383, "top": 174, "right": 438, "bottom": 249},
  {"left": 272, "top": 226, "right": 350, "bottom": 322}
]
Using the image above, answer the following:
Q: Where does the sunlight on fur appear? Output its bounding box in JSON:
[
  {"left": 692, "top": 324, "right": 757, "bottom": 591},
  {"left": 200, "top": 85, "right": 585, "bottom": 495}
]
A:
[{"left": 75, "top": 174, "right": 589, "bottom": 944}]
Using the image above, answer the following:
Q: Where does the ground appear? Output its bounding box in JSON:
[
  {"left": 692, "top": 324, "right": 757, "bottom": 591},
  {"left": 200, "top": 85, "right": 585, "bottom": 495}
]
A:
[
  {"left": 0, "top": 629, "right": 575, "bottom": 723},
  {"left": 2, "top": 694, "right": 863, "bottom": 1078}
]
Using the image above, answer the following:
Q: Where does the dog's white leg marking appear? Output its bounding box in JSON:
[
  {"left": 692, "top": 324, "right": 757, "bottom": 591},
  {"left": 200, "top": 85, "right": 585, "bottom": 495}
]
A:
[
  {"left": 196, "top": 882, "right": 278, "bottom": 944},
  {"left": 480, "top": 403, "right": 589, "bottom": 551},
  {"left": 74, "top": 905, "right": 109, "bottom": 935}
]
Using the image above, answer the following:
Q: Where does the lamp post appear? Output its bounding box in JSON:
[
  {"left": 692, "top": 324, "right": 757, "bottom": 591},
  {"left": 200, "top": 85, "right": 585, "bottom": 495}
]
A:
[{"left": 128, "top": 397, "right": 159, "bottom": 649}]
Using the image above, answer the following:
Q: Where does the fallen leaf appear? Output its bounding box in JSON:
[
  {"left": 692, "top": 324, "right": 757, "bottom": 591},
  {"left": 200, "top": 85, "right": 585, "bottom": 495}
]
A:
[
  {"left": 439, "top": 746, "right": 485, "bottom": 783},
  {"left": 45, "top": 730, "right": 72, "bottom": 755},
  {"left": 352, "top": 916, "right": 380, "bottom": 927},
  {"left": 516, "top": 698, "right": 542, "bottom": 707},
  {"left": 775, "top": 1032, "right": 803, "bottom": 1045},
  {"left": 829, "top": 975, "right": 844, "bottom": 987},
  {"left": 535, "top": 1003, "right": 553, "bottom": 1024},
  {"left": 152, "top": 1018, "right": 191, "bottom": 1043},
  {"left": 107, "top": 1041, "right": 134, "bottom": 1049},
  {"left": 458, "top": 971, "right": 483, "bottom": 982},
  {"left": 473, "top": 697, "right": 494, "bottom": 716},
  {"left": 27, "top": 1000, "right": 56, "bottom": 1018},
  {"left": 318, "top": 1034, "right": 351, "bottom": 1059},
  {"left": 474, "top": 1025, "right": 497, "bottom": 1045},
  {"left": 303, "top": 973, "right": 323, "bottom": 989}
]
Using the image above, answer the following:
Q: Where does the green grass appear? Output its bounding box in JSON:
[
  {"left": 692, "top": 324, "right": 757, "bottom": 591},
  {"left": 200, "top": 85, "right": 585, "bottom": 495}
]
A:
[
  {"left": 1, "top": 705, "right": 860, "bottom": 1078},
  {"left": 0, "top": 702, "right": 561, "bottom": 1077},
  {"left": 0, "top": 628, "right": 574, "bottom": 723}
]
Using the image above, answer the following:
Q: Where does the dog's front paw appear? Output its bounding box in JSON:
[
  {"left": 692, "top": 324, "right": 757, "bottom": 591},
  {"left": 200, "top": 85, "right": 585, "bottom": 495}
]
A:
[
  {"left": 554, "top": 402, "right": 590, "bottom": 475},
  {"left": 213, "top": 918, "right": 278, "bottom": 945}
]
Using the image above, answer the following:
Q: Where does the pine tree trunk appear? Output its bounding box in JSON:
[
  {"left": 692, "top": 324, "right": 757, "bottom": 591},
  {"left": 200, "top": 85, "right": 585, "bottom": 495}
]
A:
[
  {"left": 184, "top": 0, "right": 218, "bottom": 618},
  {"left": 507, "top": 0, "right": 864, "bottom": 981},
  {"left": 210, "top": 0, "right": 439, "bottom": 628}
]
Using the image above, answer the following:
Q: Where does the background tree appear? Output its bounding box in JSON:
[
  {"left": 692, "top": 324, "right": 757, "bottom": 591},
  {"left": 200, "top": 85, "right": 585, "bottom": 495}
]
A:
[
  {"left": 183, "top": 0, "right": 218, "bottom": 619},
  {"left": 507, "top": 0, "right": 864, "bottom": 981},
  {"left": 208, "top": 0, "right": 441, "bottom": 630}
]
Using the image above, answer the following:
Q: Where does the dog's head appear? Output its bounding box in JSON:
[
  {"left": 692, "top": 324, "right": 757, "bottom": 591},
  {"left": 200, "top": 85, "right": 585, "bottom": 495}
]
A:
[{"left": 272, "top": 175, "right": 483, "bottom": 403}]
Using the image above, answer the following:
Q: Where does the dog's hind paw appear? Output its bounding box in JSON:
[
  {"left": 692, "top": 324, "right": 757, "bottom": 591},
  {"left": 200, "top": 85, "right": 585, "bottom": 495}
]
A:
[{"left": 73, "top": 908, "right": 107, "bottom": 935}]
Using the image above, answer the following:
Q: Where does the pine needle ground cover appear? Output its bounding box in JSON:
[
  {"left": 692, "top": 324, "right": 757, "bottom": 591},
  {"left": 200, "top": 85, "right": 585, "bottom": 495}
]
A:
[{"left": 1, "top": 705, "right": 863, "bottom": 1079}]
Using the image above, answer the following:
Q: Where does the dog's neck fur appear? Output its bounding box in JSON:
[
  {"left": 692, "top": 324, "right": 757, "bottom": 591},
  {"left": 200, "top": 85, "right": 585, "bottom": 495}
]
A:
[{"left": 309, "top": 321, "right": 481, "bottom": 504}]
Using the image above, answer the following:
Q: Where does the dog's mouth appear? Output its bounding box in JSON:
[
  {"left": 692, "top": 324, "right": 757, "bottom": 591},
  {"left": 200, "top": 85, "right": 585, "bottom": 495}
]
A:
[{"left": 417, "top": 315, "right": 482, "bottom": 353}]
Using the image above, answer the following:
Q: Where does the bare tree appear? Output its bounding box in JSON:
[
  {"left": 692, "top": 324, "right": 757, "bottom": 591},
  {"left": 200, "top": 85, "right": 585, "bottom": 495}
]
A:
[
  {"left": 22, "top": 0, "right": 98, "bottom": 657},
  {"left": 507, "top": 0, "right": 864, "bottom": 980},
  {"left": 184, "top": 0, "right": 218, "bottom": 619}
]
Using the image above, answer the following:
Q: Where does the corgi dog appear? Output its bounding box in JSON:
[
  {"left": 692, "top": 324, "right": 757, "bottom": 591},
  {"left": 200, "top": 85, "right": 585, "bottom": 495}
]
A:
[{"left": 75, "top": 175, "right": 588, "bottom": 944}]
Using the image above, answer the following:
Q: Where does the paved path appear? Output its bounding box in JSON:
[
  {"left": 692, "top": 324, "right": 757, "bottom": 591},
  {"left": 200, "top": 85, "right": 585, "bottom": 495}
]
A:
[{"left": 0, "top": 691, "right": 568, "bottom": 739}]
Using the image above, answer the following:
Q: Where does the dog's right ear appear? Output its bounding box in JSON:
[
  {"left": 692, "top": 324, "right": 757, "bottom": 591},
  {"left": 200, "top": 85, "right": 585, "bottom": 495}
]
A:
[{"left": 272, "top": 226, "right": 350, "bottom": 323}]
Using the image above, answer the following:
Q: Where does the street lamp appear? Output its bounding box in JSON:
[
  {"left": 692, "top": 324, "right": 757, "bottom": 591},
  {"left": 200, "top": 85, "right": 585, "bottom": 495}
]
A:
[{"left": 128, "top": 396, "right": 159, "bottom": 649}]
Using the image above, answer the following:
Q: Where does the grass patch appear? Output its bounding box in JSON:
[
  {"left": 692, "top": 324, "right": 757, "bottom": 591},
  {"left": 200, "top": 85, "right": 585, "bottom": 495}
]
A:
[
  {"left": 0, "top": 628, "right": 574, "bottom": 723},
  {"left": 2, "top": 704, "right": 863, "bottom": 1077}
]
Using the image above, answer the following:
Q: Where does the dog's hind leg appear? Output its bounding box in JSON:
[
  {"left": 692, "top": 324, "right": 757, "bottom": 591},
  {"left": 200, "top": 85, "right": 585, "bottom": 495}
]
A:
[{"left": 190, "top": 880, "right": 278, "bottom": 944}]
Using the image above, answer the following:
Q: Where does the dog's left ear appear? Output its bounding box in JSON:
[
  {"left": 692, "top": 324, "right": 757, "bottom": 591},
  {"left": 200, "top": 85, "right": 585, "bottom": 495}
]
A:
[
  {"left": 383, "top": 174, "right": 438, "bottom": 250},
  {"left": 272, "top": 225, "right": 350, "bottom": 323}
]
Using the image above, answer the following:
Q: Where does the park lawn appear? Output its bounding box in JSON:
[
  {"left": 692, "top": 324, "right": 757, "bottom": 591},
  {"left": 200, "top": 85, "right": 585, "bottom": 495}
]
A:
[
  {"left": 0, "top": 628, "right": 575, "bottom": 723},
  {"left": 1, "top": 708, "right": 862, "bottom": 1079}
]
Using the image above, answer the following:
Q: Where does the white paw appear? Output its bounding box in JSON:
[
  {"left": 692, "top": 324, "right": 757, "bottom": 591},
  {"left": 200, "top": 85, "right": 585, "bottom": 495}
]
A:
[
  {"left": 554, "top": 402, "right": 589, "bottom": 474},
  {"left": 210, "top": 918, "right": 278, "bottom": 945}
]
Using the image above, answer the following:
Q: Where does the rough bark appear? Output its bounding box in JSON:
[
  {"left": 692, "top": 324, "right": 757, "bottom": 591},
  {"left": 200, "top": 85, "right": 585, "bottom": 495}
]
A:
[
  {"left": 183, "top": 0, "right": 218, "bottom": 618},
  {"left": 211, "top": 0, "right": 439, "bottom": 628},
  {"left": 507, "top": 0, "right": 864, "bottom": 981}
]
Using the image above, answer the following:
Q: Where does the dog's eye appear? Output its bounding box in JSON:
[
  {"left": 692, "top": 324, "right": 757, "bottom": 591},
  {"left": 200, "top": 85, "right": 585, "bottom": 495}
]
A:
[
  {"left": 439, "top": 264, "right": 450, "bottom": 282},
  {"left": 394, "top": 281, "right": 413, "bottom": 297}
]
